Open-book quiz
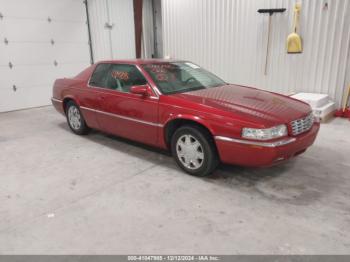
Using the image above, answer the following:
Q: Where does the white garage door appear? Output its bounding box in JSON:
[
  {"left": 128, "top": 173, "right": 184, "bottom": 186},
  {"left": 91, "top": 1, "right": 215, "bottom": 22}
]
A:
[{"left": 0, "top": 0, "right": 91, "bottom": 112}]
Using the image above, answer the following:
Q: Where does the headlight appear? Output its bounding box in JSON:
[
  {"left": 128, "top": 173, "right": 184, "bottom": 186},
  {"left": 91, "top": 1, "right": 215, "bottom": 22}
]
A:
[{"left": 242, "top": 124, "right": 288, "bottom": 140}]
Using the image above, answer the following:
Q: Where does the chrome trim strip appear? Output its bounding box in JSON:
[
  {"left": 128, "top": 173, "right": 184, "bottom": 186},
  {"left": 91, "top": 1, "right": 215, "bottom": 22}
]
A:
[
  {"left": 51, "top": 98, "right": 63, "bottom": 103},
  {"left": 80, "top": 106, "right": 163, "bottom": 127},
  {"left": 214, "top": 136, "right": 296, "bottom": 148}
]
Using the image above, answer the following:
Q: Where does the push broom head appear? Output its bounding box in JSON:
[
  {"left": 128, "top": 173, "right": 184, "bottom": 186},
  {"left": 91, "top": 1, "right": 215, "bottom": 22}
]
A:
[
  {"left": 287, "top": 33, "right": 302, "bottom": 53},
  {"left": 287, "top": 3, "right": 302, "bottom": 53}
]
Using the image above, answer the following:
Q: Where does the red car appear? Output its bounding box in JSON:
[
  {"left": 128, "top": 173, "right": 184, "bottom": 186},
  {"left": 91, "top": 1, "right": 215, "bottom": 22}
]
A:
[{"left": 52, "top": 59, "right": 320, "bottom": 176}]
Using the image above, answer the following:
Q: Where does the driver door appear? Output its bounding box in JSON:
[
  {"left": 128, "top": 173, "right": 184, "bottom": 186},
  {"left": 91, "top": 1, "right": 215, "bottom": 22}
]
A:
[{"left": 94, "top": 63, "right": 160, "bottom": 146}]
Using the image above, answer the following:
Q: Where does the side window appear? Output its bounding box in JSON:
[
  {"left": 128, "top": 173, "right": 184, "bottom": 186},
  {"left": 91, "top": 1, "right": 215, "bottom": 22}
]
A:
[
  {"left": 105, "top": 64, "right": 147, "bottom": 93},
  {"left": 89, "top": 63, "right": 111, "bottom": 88}
]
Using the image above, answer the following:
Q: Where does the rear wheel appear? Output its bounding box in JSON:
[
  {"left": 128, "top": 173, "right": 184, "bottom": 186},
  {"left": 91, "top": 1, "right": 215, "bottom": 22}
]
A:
[
  {"left": 171, "top": 125, "right": 219, "bottom": 177},
  {"left": 65, "top": 101, "right": 90, "bottom": 135}
]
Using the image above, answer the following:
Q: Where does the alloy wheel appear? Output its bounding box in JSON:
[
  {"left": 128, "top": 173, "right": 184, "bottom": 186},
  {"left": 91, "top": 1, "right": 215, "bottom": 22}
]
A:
[
  {"left": 68, "top": 106, "right": 81, "bottom": 130},
  {"left": 176, "top": 134, "right": 204, "bottom": 170}
]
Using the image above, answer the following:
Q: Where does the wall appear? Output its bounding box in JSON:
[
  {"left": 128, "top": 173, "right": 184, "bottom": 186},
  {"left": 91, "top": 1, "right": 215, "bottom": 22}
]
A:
[
  {"left": 142, "top": 0, "right": 155, "bottom": 58},
  {"left": 0, "top": 0, "right": 90, "bottom": 112},
  {"left": 87, "top": 0, "right": 136, "bottom": 61},
  {"left": 162, "top": 0, "right": 350, "bottom": 107},
  {"left": 142, "top": 0, "right": 163, "bottom": 59},
  {"left": 153, "top": 0, "right": 163, "bottom": 58}
]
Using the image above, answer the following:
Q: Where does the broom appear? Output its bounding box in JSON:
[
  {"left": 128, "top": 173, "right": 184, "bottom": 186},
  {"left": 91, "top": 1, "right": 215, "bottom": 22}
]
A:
[
  {"left": 257, "top": 8, "right": 286, "bottom": 75},
  {"left": 287, "top": 3, "right": 302, "bottom": 53}
]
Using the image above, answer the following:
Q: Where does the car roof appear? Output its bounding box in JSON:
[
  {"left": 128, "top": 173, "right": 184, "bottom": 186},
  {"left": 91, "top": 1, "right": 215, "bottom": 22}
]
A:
[{"left": 96, "top": 59, "right": 185, "bottom": 65}]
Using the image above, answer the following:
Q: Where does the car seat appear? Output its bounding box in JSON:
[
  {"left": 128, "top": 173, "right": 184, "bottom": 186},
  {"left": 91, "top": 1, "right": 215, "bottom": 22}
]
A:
[{"left": 106, "top": 74, "right": 124, "bottom": 92}]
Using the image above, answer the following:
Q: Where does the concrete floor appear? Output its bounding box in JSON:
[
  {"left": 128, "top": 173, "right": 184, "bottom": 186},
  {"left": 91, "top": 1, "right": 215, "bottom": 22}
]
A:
[{"left": 0, "top": 106, "right": 350, "bottom": 254}]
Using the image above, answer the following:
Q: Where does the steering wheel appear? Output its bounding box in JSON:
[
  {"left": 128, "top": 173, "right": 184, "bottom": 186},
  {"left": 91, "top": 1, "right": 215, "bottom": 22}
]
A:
[{"left": 184, "top": 77, "right": 196, "bottom": 85}]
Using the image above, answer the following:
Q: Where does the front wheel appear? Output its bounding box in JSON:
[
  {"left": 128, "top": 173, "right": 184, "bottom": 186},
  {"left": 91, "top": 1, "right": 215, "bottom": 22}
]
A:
[
  {"left": 65, "top": 101, "right": 90, "bottom": 135},
  {"left": 171, "top": 125, "right": 219, "bottom": 177}
]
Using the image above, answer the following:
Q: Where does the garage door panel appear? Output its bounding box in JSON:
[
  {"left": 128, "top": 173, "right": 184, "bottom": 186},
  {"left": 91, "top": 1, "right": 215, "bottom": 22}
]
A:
[
  {"left": 0, "top": 21, "right": 88, "bottom": 43},
  {"left": 0, "top": 66, "right": 58, "bottom": 88},
  {"left": 0, "top": 85, "right": 51, "bottom": 112},
  {"left": 0, "top": 61, "right": 89, "bottom": 112},
  {"left": 1, "top": 45, "right": 58, "bottom": 64},
  {"left": 0, "top": 63, "right": 89, "bottom": 87},
  {"left": 0, "top": 0, "right": 86, "bottom": 20},
  {"left": 0, "top": 0, "right": 90, "bottom": 112},
  {"left": 0, "top": 20, "right": 50, "bottom": 42},
  {"left": 0, "top": 45, "right": 90, "bottom": 66}
]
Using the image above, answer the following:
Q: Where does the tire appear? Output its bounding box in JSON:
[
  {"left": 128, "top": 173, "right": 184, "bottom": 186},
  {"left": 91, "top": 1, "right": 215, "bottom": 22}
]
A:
[
  {"left": 65, "top": 101, "right": 90, "bottom": 135},
  {"left": 171, "top": 125, "right": 219, "bottom": 177}
]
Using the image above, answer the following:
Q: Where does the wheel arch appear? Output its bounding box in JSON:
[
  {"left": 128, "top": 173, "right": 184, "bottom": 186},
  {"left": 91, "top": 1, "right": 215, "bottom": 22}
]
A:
[
  {"left": 62, "top": 96, "right": 80, "bottom": 113},
  {"left": 163, "top": 116, "right": 216, "bottom": 149}
]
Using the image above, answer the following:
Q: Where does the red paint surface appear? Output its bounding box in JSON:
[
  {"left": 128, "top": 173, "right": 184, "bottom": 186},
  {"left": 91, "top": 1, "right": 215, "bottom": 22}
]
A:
[{"left": 52, "top": 59, "right": 320, "bottom": 167}]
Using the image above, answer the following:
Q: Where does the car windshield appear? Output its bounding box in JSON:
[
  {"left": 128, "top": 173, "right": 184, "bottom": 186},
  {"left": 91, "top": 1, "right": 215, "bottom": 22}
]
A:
[{"left": 141, "top": 62, "right": 226, "bottom": 95}]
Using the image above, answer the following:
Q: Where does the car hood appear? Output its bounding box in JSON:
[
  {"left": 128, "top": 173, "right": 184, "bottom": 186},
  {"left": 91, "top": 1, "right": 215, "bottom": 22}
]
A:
[{"left": 171, "top": 84, "right": 311, "bottom": 125}]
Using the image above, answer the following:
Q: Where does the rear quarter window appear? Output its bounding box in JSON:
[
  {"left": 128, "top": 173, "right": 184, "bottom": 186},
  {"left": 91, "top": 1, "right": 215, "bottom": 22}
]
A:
[{"left": 89, "top": 63, "right": 111, "bottom": 88}]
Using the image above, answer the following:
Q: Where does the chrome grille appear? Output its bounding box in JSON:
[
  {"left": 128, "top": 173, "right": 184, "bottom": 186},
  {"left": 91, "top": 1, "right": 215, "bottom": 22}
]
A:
[{"left": 290, "top": 113, "right": 314, "bottom": 136}]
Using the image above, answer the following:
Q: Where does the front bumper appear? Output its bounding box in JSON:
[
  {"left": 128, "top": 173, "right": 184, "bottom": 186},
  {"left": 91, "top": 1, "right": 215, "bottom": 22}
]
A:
[{"left": 214, "top": 123, "right": 320, "bottom": 167}]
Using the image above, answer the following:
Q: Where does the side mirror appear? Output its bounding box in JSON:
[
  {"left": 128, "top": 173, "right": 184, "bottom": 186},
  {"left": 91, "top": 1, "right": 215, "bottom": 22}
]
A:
[{"left": 130, "top": 84, "right": 152, "bottom": 97}]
